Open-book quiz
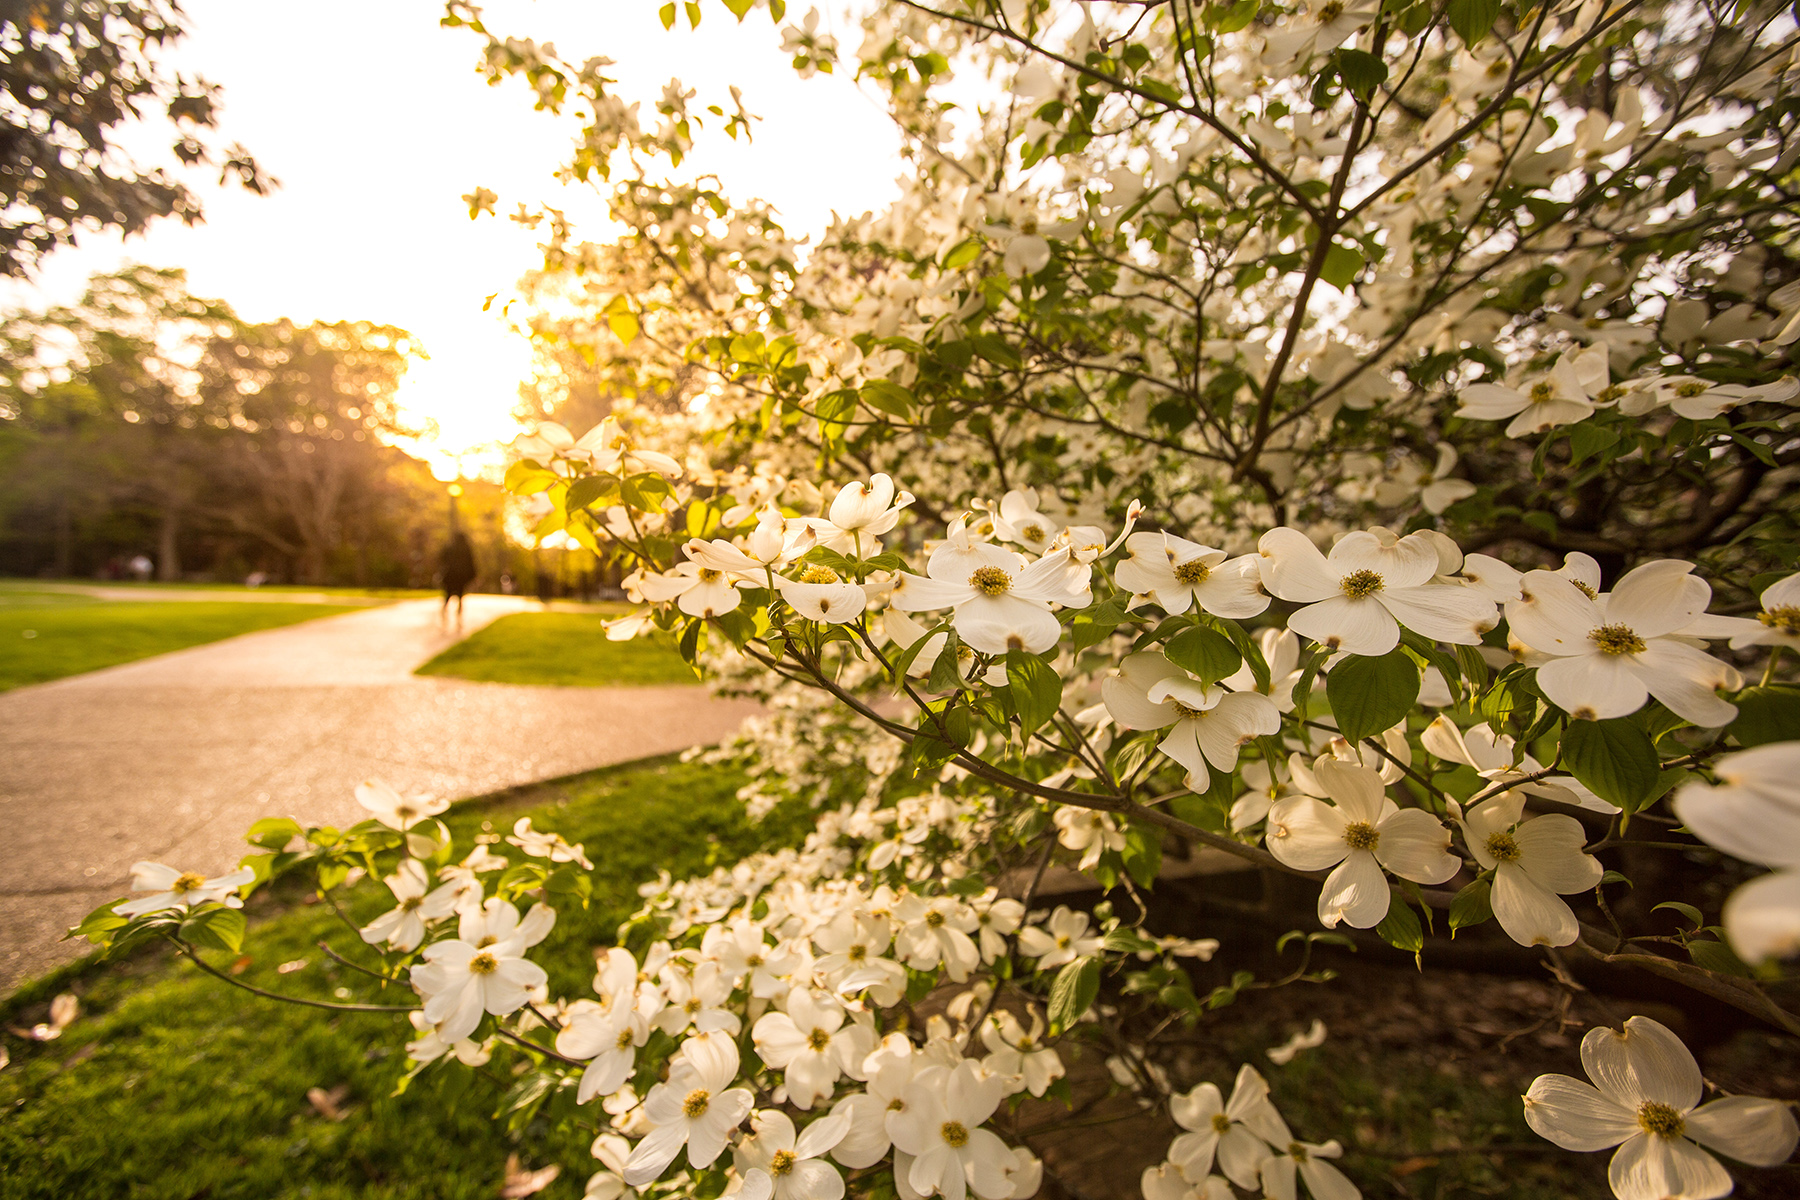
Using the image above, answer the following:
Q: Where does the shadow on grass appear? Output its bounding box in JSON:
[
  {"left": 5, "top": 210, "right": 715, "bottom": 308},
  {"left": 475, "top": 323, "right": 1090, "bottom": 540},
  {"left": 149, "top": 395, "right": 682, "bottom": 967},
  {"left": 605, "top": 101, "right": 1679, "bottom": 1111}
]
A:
[{"left": 414, "top": 612, "right": 694, "bottom": 688}]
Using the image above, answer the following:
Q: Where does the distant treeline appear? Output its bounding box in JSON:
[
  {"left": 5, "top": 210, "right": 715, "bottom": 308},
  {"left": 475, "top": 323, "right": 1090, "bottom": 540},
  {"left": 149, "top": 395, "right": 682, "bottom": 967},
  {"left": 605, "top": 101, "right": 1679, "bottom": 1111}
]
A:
[{"left": 0, "top": 267, "right": 523, "bottom": 587}]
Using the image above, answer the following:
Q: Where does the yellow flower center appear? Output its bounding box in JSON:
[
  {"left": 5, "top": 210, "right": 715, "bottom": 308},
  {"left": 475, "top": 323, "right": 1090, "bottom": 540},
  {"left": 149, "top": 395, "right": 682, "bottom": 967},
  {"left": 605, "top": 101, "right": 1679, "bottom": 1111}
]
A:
[
  {"left": 401, "top": 897, "right": 423, "bottom": 912},
  {"left": 1022, "top": 523, "right": 1045, "bottom": 542},
  {"left": 807, "top": 1027, "right": 833, "bottom": 1051},
  {"left": 888, "top": 1097, "right": 906, "bottom": 1112},
  {"left": 699, "top": 568, "right": 722, "bottom": 583},
  {"left": 1289, "top": 1141, "right": 1310, "bottom": 1163},
  {"left": 1212, "top": 1114, "right": 1232, "bottom": 1135},
  {"left": 395, "top": 805, "right": 417, "bottom": 822},
  {"left": 770, "top": 1150, "right": 797, "bottom": 1176},
  {"left": 1529, "top": 381, "right": 1555, "bottom": 403},
  {"left": 1173, "top": 559, "right": 1212, "bottom": 586},
  {"left": 969, "top": 566, "right": 1012, "bottom": 596},
  {"left": 925, "top": 910, "right": 946, "bottom": 928},
  {"left": 1571, "top": 579, "right": 1598, "bottom": 599},
  {"left": 1637, "top": 1100, "right": 1685, "bottom": 1139},
  {"left": 171, "top": 872, "right": 207, "bottom": 894},
  {"left": 799, "top": 564, "right": 840, "bottom": 585},
  {"left": 1590, "top": 624, "right": 1646, "bottom": 655},
  {"left": 745, "top": 953, "right": 764, "bottom": 968},
  {"left": 1318, "top": 0, "right": 1344, "bottom": 20},
  {"left": 941, "top": 1120, "right": 970, "bottom": 1149},
  {"left": 1674, "top": 381, "right": 1710, "bottom": 398},
  {"left": 1055, "top": 934, "right": 1072, "bottom": 950},
  {"left": 1342, "top": 821, "right": 1381, "bottom": 852},
  {"left": 1171, "top": 700, "right": 1207, "bottom": 720},
  {"left": 1596, "top": 384, "right": 1627, "bottom": 404},
  {"left": 1485, "top": 831, "right": 1522, "bottom": 864},
  {"left": 847, "top": 944, "right": 867, "bottom": 960},
  {"left": 1339, "top": 569, "right": 1384, "bottom": 599},
  {"left": 468, "top": 952, "right": 499, "bottom": 976},
  {"left": 1018, "top": 1037, "right": 1035, "bottom": 1051},
  {"left": 616, "top": 1027, "right": 634, "bottom": 1049},
  {"left": 684, "top": 1088, "right": 711, "bottom": 1117},
  {"left": 1760, "top": 605, "right": 1800, "bottom": 634},
  {"left": 684, "top": 997, "right": 702, "bottom": 1013}
]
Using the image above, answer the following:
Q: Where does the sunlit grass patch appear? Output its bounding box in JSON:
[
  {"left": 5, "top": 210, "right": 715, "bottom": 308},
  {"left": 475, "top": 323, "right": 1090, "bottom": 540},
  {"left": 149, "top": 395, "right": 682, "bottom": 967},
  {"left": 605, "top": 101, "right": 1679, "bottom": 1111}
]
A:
[
  {"left": 414, "top": 611, "right": 693, "bottom": 687},
  {"left": 0, "top": 598, "right": 366, "bottom": 692}
]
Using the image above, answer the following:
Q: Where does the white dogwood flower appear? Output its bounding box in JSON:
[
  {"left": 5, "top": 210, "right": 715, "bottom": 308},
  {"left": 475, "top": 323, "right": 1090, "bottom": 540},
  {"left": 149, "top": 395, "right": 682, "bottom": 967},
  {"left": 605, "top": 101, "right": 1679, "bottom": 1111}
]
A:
[
  {"left": 558, "top": 1000, "right": 650, "bottom": 1103},
  {"left": 636, "top": 560, "right": 744, "bottom": 618},
  {"left": 355, "top": 778, "right": 448, "bottom": 831},
  {"left": 889, "top": 541, "right": 1089, "bottom": 655},
  {"left": 1265, "top": 759, "right": 1460, "bottom": 928},
  {"left": 1505, "top": 561, "right": 1739, "bottom": 726},
  {"left": 409, "top": 901, "right": 554, "bottom": 1044},
  {"left": 1142, "top": 1162, "right": 1233, "bottom": 1200},
  {"left": 1052, "top": 808, "right": 1127, "bottom": 870},
  {"left": 1114, "top": 532, "right": 1270, "bottom": 618},
  {"left": 1673, "top": 742, "right": 1800, "bottom": 962},
  {"left": 1454, "top": 792, "right": 1603, "bottom": 946},
  {"left": 990, "top": 489, "right": 1063, "bottom": 554},
  {"left": 751, "top": 986, "right": 874, "bottom": 1110},
  {"left": 979, "top": 1010, "right": 1064, "bottom": 1097},
  {"left": 114, "top": 861, "right": 256, "bottom": 917},
  {"left": 1523, "top": 1017, "right": 1798, "bottom": 1200},
  {"left": 827, "top": 1033, "right": 921, "bottom": 1169},
  {"left": 1456, "top": 346, "right": 1609, "bottom": 436},
  {"left": 1685, "top": 572, "right": 1800, "bottom": 651},
  {"left": 803, "top": 474, "right": 915, "bottom": 554},
  {"left": 1258, "top": 528, "right": 1496, "bottom": 655},
  {"left": 888, "top": 1060, "right": 1016, "bottom": 1200},
  {"left": 1017, "top": 906, "right": 1103, "bottom": 972},
  {"left": 624, "top": 1030, "right": 756, "bottom": 1184},
  {"left": 1101, "top": 652, "right": 1281, "bottom": 789},
  {"left": 735, "top": 1109, "right": 852, "bottom": 1200},
  {"left": 1422, "top": 717, "right": 1614, "bottom": 813},
  {"left": 1168, "top": 1064, "right": 1290, "bottom": 1189},
  {"left": 359, "top": 858, "right": 460, "bottom": 952},
  {"left": 778, "top": 565, "right": 869, "bottom": 624}
]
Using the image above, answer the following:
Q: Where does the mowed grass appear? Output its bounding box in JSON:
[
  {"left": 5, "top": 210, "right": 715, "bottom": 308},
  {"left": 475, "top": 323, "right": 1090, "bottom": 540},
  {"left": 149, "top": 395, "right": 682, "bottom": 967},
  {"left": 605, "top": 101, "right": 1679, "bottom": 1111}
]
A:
[
  {"left": 415, "top": 612, "right": 693, "bottom": 687},
  {"left": 0, "top": 591, "right": 366, "bottom": 691},
  {"left": 0, "top": 756, "right": 810, "bottom": 1200}
]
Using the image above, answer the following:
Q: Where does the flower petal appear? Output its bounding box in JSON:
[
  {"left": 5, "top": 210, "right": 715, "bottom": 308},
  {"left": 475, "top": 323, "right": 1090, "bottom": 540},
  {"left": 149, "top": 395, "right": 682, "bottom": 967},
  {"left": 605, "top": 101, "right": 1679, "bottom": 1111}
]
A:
[
  {"left": 1536, "top": 653, "right": 1648, "bottom": 721},
  {"left": 1581, "top": 1017, "right": 1703, "bottom": 1111},
  {"left": 1316, "top": 851, "right": 1391, "bottom": 929},
  {"left": 1684, "top": 1095, "right": 1800, "bottom": 1166},
  {"left": 1607, "top": 1132, "right": 1731, "bottom": 1200},
  {"left": 1492, "top": 863, "right": 1579, "bottom": 946},
  {"left": 1522, "top": 1074, "right": 1637, "bottom": 1151},
  {"left": 1606, "top": 561, "right": 1706, "bottom": 639},
  {"left": 1379, "top": 584, "right": 1497, "bottom": 646},
  {"left": 1372, "top": 808, "right": 1459, "bottom": 885},
  {"left": 1265, "top": 797, "right": 1349, "bottom": 872},
  {"left": 1289, "top": 596, "right": 1399, "bottom": 656},
  {"left": 1722, "top": 869, "right": 1800, "bottom": 964}
]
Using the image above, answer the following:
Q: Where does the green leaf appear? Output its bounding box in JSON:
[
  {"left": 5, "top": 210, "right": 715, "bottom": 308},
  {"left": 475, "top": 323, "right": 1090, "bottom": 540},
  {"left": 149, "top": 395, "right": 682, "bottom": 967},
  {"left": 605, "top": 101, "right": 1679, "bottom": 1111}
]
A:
[
  {"left": 1047, "top": 957, "right": 1101, "bottom": 1032},
  {"left": 1448, "top": 878, "right": 1493, "bottom": 937},
  {"left": 1006, "top": 649, "right": 1064, "bottom": 736},
  {"left": 889, "top": 619, "right": 953, "bottom": 683},
  {"left": 1569, "top": 422, "right": 1621, "bottom": 468},
  {"left": 1560, "top": 718, "right": 1662, "bottom": 812},
  {"left": 926, "top": 631, "right": 966, "bottom": 693},
  {"left": 67, "top": 899, "right": 130, "bottom": 946},
  {"left": 1210, "top": 0, "right": 1260, "bottom": 33},
  {"left": 1071, "top": 594, "right": 1131, "bottom": 655},
  {"left": 1326, "top": 649, "right": 1420, "bottom": 745},
  {"left": 182, "top": 906, "right": 246, "bottom": 953},
  {"left": 659, "top": 2, "right": 676, "bottom": 29},
  {"left": 1688, "top": 939, "right": 1753, "bottom": 978},
  {"left": 1122, "top": 824, "right": 1162, "bottom": 890},
  {"left": 860, "top": 379, "right": 916, "bottom": 419},
  {"left": 1653, "top": 901, "right": 1705, "bottom": 929},
  {"left": 564, "top": 473, "right": 620, "bottom": 513},
  {"left": 1319, "top": 241, "right": 1365, "bottom": 291},
  {"left": 1163, "top": 625, "right": 1242, "bottom": 686},
  {"left": 1102, "top": 928, "right": 1159, "bottom": 954},
  {"left": 1447, "top": 0, "right": 1501, "bottom": 45},
  {"left": 1375, "top": 893, "right": 1424, "bottom": 966},
  {"left": 245, "top": 817, "right": 302, "bottom": 851},
  {"left": 941, "top": 236, "right": 983, "bottom": 269},
  {"left": 1729, "top": 685, "right": 1800, "bottom": 748},
  {"left": 1336, "top": 49, "right": 1388, "bottom": 102}
]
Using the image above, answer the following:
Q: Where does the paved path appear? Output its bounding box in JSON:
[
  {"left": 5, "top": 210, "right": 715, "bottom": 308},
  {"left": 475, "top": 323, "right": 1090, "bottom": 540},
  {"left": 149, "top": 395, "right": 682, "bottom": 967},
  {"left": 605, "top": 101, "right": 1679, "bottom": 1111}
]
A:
[{"left": 0, "top": 596, "right": 759, "bottom": 991}]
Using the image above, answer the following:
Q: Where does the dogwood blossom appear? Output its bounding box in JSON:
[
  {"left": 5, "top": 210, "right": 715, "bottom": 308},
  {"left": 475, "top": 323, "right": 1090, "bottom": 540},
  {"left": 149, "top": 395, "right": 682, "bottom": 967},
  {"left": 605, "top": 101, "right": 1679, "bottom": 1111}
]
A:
[
  {"left": 355, "top": 778, "right": 448, "bottom": 831},
  {"left": 1673, "top": 742, "right": 1800, "bottom": 963},
  {"left": 888, "top": 1060, "right": 1015, "bottom": 1200},
  {"left": 409, "top": 900, "right": 554, "bottom": 1043},
  {"left": 1524, "top": 1017, "right": 1798, "bottom": 1200},
  {"left": 1101, "top": 652, "right": 1281, "bottom": 789},
  {"left": 623, "top": 1030, "right": 756, "bottom": 1183},
  {"left": 751, "top": 987, "right": 874, "bottom": 1109},
  {"left": 1265, "top": 759, "right": 1460, "bottom": 928},
  {"left": 1167, "top": 1065, "right": 1290, "bottom": 1189},
  {"left": 1114, "top": 532, "right": 1270, "bottom": 618},
  {"left": 1258, "top": 528, "right": 1496, "bottom": 655},
  {"left": 889, "top": 541, "right": 1089, "bottom": 655},
  {"left": 734, "top": 1109, "right": 853, "bottom": 1200},
  {"left": 114, "top": 861, "right": 256, "bottom": 917},
  {"left": 1506, "top": 561, "right": 1739, "bottom": 726},
  {"left": 979, "top": 1010, "right": 1064, "bottom": 1097},
  {"left": 1017, "top": 906, "right": 1103, "bottom": 971},
  {"left": 1454, "top": 793, "right": 1602, "bottom": 947}
]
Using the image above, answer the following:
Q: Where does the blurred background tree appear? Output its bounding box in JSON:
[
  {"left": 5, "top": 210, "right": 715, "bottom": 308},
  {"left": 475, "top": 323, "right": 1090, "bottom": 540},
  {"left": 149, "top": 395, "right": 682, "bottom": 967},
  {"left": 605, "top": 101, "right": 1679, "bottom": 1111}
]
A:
[
  {"left": 0, "top": 0, "right": 272, "bottom": 277},
  {"left": 0, "top": 266, "right": 526, "bottom": 586}
]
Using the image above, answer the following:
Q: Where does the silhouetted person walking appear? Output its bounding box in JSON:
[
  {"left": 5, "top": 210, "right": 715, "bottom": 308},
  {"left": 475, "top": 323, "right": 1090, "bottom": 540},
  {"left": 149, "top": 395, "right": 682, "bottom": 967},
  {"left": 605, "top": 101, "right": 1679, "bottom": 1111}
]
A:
[{"left": 440, "top": 531, "right": 477, "bottom": 627}]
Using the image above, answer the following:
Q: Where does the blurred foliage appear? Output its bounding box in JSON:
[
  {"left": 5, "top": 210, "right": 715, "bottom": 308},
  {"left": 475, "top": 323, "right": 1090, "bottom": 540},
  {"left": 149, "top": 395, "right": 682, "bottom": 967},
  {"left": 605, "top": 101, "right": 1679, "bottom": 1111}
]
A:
[{"left": 0, "top": 0, "right": 271, "bottom": 277}]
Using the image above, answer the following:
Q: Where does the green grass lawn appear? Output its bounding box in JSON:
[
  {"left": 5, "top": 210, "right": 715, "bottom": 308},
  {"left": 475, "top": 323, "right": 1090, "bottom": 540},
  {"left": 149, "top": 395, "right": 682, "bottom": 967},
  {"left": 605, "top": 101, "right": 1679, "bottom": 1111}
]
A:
[
  {"left": 0, "top": 591, "right": 366, "bottom": 691},
  {"left": 0, "top": 756, "right": 810, "bottom": 1200},
  {"left": 415, "top": 612, "right": 693, "bottom": 687}
]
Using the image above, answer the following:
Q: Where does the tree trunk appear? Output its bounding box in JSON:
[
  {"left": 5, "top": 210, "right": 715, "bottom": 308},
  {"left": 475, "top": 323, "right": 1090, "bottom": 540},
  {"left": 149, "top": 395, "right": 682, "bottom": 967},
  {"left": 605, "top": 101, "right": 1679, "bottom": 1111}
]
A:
[
  {"left": 157, "top": 507, "right": 181, "bottom": 581},
  {"left": 53, "top": 497, "right": 72, "bottom": 577}
]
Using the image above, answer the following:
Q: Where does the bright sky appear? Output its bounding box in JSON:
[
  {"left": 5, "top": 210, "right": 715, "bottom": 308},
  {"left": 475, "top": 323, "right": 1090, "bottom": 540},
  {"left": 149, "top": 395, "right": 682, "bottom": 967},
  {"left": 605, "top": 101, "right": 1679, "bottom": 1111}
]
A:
[{"left": 2, "top": 0, "right": 901, "bottom": 479}]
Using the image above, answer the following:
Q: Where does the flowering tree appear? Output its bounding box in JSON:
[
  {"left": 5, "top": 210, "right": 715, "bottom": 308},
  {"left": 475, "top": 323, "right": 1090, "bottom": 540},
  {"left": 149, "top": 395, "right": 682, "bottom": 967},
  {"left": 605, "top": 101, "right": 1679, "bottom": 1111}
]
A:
[{"left": 73, "top": 2, "right": 1800, "bottom": 1198}]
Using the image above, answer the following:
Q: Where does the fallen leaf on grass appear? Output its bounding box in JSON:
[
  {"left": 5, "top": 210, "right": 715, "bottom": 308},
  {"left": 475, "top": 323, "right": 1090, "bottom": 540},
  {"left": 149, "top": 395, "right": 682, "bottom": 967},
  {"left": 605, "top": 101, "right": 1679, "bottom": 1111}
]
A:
[
  {"left": 1392, "top": 1156, "right": 1441, "bottom": 1177},
  {"left": 500, "top": 1154, "right": 561, "bottom": 1198},
  {"left": 229, "top": 955, "right": 253, "bottom": 975},
  {"left": 306, "top": 1084, "right": 352, "bottom": 1120}
]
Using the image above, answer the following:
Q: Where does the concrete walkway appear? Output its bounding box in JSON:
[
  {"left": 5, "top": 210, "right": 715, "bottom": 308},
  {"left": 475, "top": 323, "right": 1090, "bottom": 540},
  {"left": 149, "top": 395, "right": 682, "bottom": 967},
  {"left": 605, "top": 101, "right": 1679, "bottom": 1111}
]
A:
[{"left": 0, "top": 596, "right": 758, "bottom": 991}]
